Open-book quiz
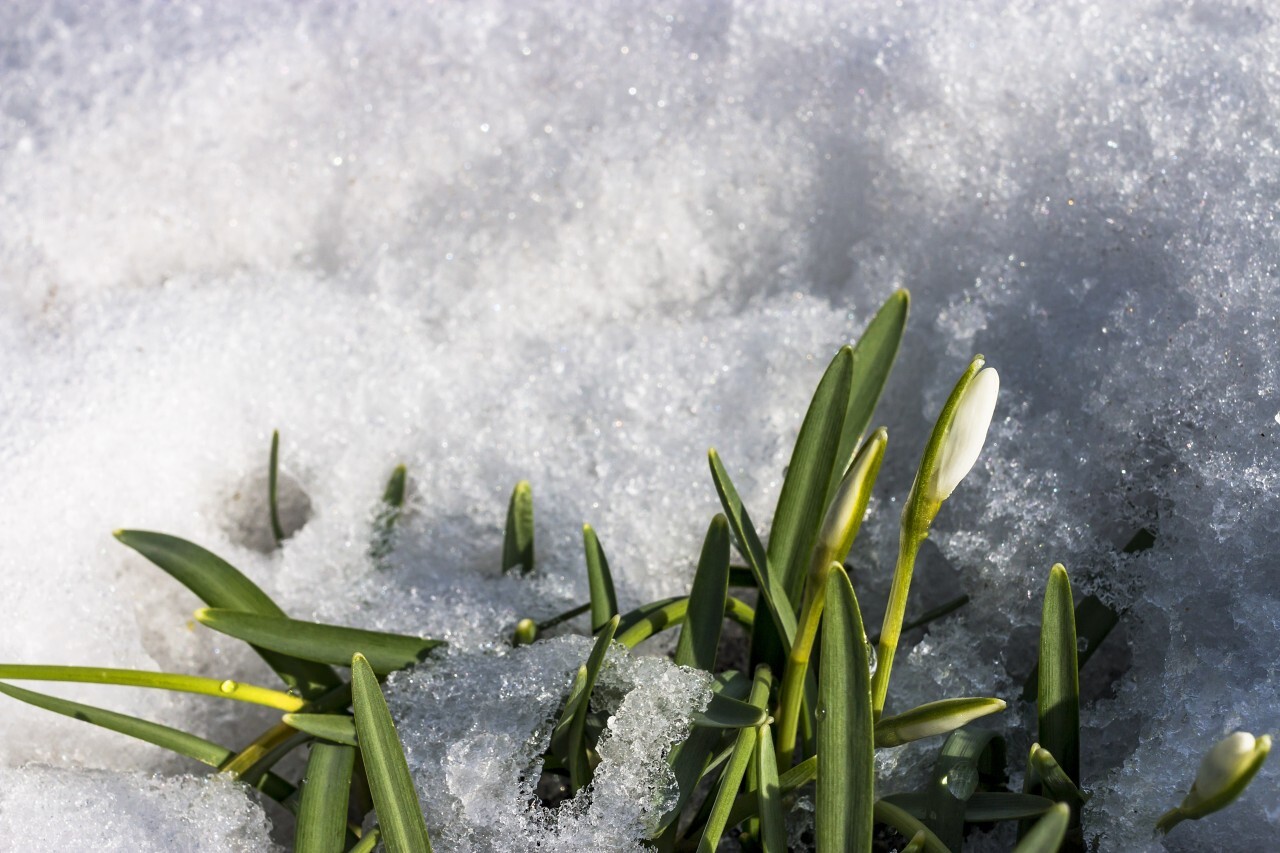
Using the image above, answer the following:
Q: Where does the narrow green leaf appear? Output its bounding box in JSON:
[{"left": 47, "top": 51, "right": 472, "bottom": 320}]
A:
[
  {"left": 875, "top": 697, "right": 1007, "bottom": 748},
  {"left": 1021, "top": 594, "right": 1117, "bottom": 701},
  {"left": 880, "top": 791, "right": 1056, "bottom": 823},
  {"left": 196, "top": 609, "right": 444, "bottom": 675},
  {"left": 351, "top": 653, "right": 432, "bottom": 853},
  {"left": 767, "top": 345, "right": 854, "bottom": 607},
  {"left": 502, "top": 480, "right": 535, "bottom": 575},
  {"left": 1029, "top": 744, "right": 1087, "bottom": 805},
  {"left": 370, "top": 464, "right": 408, "bottom": 564},
  {"left": 1012, "top": 802, "right": 1070, "bottom": 853},
  {"left": 0, "top": 679, "right": 231, "bottom": 768},
  {"left": 872, "top": 801, "right": 950, "bottom": 853},
  {"left": 549, "top": 615, "right": 618, "bottom": 792},
  {"left": 615, "top": 595, "right": 755, "bottom": 649},
  {"left": 816, "top": 566, "right": 874, "bottom": 853},
  {"left": 926, "top": 728, "right": 1007, "bottom": 850},
  {"left": 346, "top": 827, "right": 380, "bottom": 853},
  {"left": 756, "top": 721, "right": 786, "bottom": 853},
  {"left": 691, "top": 692, "right": 768, "bottom": 729},
  {"left": 296, "top": 743, "right": 356, "bottom": 853},
  {"left": 582, "top": 524, "right": 618, "bottom": 632},
  {"left": 697, "top": 666, "right": 773, "bottom": 852},
  {"left": 829, "top": 289, "right": 910, "bottom": 506},
  {"left": 284, "top": 713, "right": 359, "bottom": 746},
  {"left": 1038, "top": 564, "right": 1080, "bottom": 787},
  {"left": 674, "top": 514, "right": 731, "bottom": 671},
  {"left": 707, "top": 449, "right": 796, "bottom": 652},
  {"left": 114, "top": 530, "right": 342, "bottom": 698},
  {"left": 722, "top": 754, "right": 816, "bottom": 831},
  {"left": 902, "top": 831, "right": 929, "bottom": 853},
  {"left": 0, "top": 664, "right": 303, "bottom": 712},
  {"left": 269, "top": 430, "right": 286, "bottom": 546},
  {"left": 383, "top": 465, "right": 407, "bottom": 507}
]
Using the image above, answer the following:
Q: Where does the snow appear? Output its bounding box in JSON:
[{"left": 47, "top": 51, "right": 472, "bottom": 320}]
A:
[{"left": 1, "top": 0, "right": 1278, "bottom": 849}]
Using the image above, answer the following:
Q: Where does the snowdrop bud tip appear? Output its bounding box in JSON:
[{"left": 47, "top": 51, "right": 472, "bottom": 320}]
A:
[{"left": 929, "top": 366, "right": 999, "bottom": 502}]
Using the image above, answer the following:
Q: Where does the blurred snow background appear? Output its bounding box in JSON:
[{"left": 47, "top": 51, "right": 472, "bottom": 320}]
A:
[{"left": 1, "top": 0, "right": 1278, "bottom": 849}]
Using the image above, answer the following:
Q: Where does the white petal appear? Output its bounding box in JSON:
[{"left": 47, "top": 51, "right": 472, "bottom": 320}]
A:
[{"left": 930, "top": 367, "right": 999, "bottom": 501}]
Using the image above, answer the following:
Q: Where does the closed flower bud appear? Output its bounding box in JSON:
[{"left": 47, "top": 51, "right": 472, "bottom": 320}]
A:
[
  {"left": 1158, "top": 730, "right": 1272, "bottom": 833},
  {"left": 928, "top": 366, "right": 999, "bottom": 502}
]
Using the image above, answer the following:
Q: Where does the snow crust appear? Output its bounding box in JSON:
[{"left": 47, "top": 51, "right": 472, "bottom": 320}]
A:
[{"left": 1, "top": 1, "right": 1277, "bottom": 849}]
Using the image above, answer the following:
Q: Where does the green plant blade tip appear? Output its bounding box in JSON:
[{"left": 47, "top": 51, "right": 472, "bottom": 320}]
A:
[
  {"left": 351, "top": 653, "right": 432, "bottom": 853},
  {"left": 502, "top": 480, "right": 535, "bottom": 575}
]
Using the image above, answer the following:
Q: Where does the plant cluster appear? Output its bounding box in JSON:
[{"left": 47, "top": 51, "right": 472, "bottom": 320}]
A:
[{"left": 0, "top": 291, "right": 1269, "bottom": 852}]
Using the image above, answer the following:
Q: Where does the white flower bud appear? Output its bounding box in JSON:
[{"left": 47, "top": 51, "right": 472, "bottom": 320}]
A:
[
  {"left": 1188, "top": 731, "right": 1267, "bottom": 809},
  {"left": 928, "top": 366, "right": 999, "bottom": 502},
  {"left": 1160, "top": 730, "right": 1272, "bottom": 832}
]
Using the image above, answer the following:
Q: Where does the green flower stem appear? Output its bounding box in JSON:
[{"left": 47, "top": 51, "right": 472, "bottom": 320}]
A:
[
  {"left": 873, "top": 800, "right": 950, "bottom": 853},
  {"left": 774, "top": 561, "right": 838, "bottom": 769},
  {"left": 220, "top": 720, "right": 300, "bottom": 779},
  {"left": 870, "top": 526, "right": 928, "bottom": 718},
  {"left": 616, "top": 596, "right": 754, "bottom": 648},
  {"left": 0, "top": 664, "right": 305, "bottom": 712},
  {"left": 871, "top": 356, "right": 987, "bottom": 719}
]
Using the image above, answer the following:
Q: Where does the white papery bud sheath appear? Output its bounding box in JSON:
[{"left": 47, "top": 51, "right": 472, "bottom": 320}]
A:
[{"left": 928, "top": 366, "right": 999, "bottom": 502}]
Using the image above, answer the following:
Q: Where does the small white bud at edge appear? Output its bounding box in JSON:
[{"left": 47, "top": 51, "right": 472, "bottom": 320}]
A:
[
  {"left": 929, "top": 367, "right": 999, "bottom": 502},
  {"left": 1191, "top": 731, "right": 1256, "bottom": 803}
]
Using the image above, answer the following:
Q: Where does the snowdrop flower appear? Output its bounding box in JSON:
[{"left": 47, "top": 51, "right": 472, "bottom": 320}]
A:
[
  {"left": 927, "top": 365, "right": 999, "bottom": 502},
  {"left": 1158, "top": 731, "right": 1272, "bottom": 833}
]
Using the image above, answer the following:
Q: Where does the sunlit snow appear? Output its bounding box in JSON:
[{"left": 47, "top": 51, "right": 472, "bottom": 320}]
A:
[{"left": 2, "top": 2, "right": 1277, "bottom": 849}]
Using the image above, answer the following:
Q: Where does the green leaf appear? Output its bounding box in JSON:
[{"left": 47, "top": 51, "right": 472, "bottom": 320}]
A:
[
  {"left": 872, "top": 800, "right": 950, "bottom": 853},
  {"left": 582, "top": 524, "right": 618, "bottom": 632},
  {"left": 1029, "top": 744, "right": 1087, "bottom": 805},
  {"left": 692, "top": 692, "right": 768, "bottom": 729},
  {"left": 0, "top": 679, "right": 231, "bottom": 768},
  {"left": 707, "top": 449, "right": 796, "bottom": 653},
  {"left": 284, "top": 713, "right": 359, "bottom": 746},
  {"left": 549, "top": 614, "right": 618, "bottom": 792},
  {"left": 0, "top": 664, "right": 303, "bottom": 712},
  {"left": 696, "top": 666, "right": 774, "bottom": 852},
  {"left": 901, "top": 831, "right": 929, "bottom": 853},
  {"left": 722, "top": 754, "right": 816, "bottom": 830},
  {"left": 926, "top": 728, "right": 1007, "bottom": 850},
  {"left": 371, "top": 464, "right": 408, "bottom": 564},
  {"left": 615, "top": 595, "right": 755, "bottom": 649},
  {"left": 502, "top": 480, "right": 535, "bottom": 575},
  {"left": 296, "top": 743, "right": 356, "bottom": 853},
  {"left": 830, "top": 289, "right": 910, "bottom": 504},
  {"left": 114, "top": 530, "right": 342, "bottom": 699},
  {"left": 1021, "top": 594, "right": 1117, "bottom": 702},
  {"left": 351, "top": 653, "right": 432, "bottom": 853},
  {"left": 1012, "top": 802, "right": 1070, "bottom": 853},
  {"left": 346, "top": 827, "right": 381, "bottom": 853},
  {"left": 816, "top": 566, "right": 874, "bottom": 853},
  {"left": 756, "top": 720, "right": 786, "bottom": 853},
  {"left": 875, "top": 697, "right": 1007, "bottom": 748},
  {"left": 196, "top": 609, "right": 444, "bottom": 675},
  {"left": 767, "top": 345, "right": 854, "bottom": 607},
  {"left": 1038, "top": 564, "right": 1080, "bottom": 788},
  {"left": 674, "top": 514, "right": 731, "bottom": 671},
  {"left": 383, "top": 464, "right": 407, "bottom": 507},
  {"left": 880, "top": 792, "right": 1056, "bottom": 823},
  {"left": 269, "top": 430, "right": 286, "bottom": 546}
]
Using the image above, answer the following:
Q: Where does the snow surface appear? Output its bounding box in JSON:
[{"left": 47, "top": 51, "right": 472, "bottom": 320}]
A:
[{"left": 2, "top": 0, "right": 1278, "bottom": 849}]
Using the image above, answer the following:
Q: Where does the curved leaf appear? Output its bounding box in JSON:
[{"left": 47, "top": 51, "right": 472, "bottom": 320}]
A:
[
  {"left": 502, "top": 480, "right": 535, "bottom": 575},
  {"left": 114, "top": 530, "right": 341, "bottom": 698},
  {"left": 583, "top": 524, "right": 618, "bottom": 632},
  {"left": 196, "top": 609, "right": 444, "bottom": 675},
  {"left": 674, "top": 514, "right": 731, "bottom": 671},
  {"left": 1013, "top": 802, "right": 1070, "bottom": 853},
  {"left": 875, "top": 697, "right": 1007, "bottom": 748}
]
